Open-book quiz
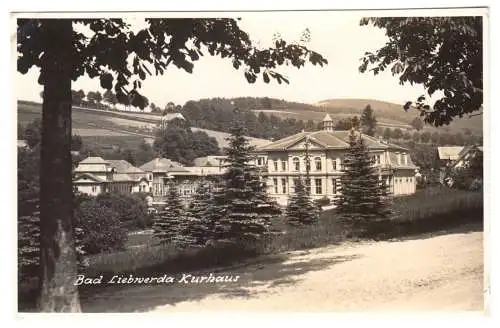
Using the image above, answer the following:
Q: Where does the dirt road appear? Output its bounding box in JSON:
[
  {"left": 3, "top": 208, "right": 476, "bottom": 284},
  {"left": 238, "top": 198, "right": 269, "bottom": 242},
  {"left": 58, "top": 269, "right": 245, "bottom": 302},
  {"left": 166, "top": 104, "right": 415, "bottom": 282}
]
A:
[{"left": 82, "top": 224, "right": 485, "bottom": 312}]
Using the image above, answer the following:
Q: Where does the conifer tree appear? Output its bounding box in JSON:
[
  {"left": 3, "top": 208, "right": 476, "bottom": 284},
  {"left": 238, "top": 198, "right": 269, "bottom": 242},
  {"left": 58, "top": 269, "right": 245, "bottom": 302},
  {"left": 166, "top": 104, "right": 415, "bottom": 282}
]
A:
[
  {"left": 217, "top": 121, "right": 281, "bottom": 245},
  {"left": 185, "top": 181, "right": 217, "bottom": 247},
  {"left": 153, "top": 181, "right": 193, "bottom": 248},
  {"left": 285, "top": 177, "right": 319, "bottom": 226},
  {"left": 334, "top": 130, "right": 392, "bottom": 230}
]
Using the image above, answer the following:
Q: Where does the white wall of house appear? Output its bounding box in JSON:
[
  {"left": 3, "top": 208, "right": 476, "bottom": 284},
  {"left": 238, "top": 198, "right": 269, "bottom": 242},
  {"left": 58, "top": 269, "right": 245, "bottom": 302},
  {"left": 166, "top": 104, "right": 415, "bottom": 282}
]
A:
[{"left": 75, "top": 184, "right": 103, "bottom": 196}]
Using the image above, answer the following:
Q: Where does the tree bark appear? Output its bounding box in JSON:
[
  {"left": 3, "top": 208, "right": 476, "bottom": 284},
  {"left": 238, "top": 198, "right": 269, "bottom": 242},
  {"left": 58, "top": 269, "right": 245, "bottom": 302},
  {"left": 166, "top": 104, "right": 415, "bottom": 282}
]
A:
[{"left": 38, "top": 19, "right": 81, "bottom": 312}]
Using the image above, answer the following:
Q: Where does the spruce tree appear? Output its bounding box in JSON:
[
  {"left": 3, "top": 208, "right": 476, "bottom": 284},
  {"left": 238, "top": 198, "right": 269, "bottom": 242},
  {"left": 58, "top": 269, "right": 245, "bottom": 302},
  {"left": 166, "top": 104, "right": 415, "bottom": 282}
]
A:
[
  {"left": 334, "top": 130, "right": 392, "bottom": 230},
  {"left": 153, "top": 181, "right": 193, "bottom": 248},
  {"left": 184, "top": 181, "right": 217, "bottom": 247},
  {"left": 217, "top": 121, "right": 281, "bottom": 245},
  {"left": 285, "top": 177, "right": 319, "bottom": 226}
]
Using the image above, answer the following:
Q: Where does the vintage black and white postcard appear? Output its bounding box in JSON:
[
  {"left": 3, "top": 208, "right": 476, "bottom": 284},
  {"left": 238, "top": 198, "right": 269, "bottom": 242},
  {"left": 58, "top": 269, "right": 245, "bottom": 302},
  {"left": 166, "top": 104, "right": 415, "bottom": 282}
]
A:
[{"left": 14, "top": 7, "right": 488, "bottom": 315}]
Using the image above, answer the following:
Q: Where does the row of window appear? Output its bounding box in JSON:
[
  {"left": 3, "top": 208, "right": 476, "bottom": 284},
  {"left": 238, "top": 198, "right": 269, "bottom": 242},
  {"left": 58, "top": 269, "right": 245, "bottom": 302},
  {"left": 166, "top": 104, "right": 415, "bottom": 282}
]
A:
[
  {"left": 271, "top": 154, "right": 389, "bottom": 172},
  {"left": 271, "top": 176, "right": 413, "bottom": 195},
  {"left": 268, "top": 152, "right": 414, "bottom": 172},
  {"left": 272, "top": 178, "right": 341, "bottom": 195},
  {"left": 271, "top": 157, "right": 344, "bottom": 172},
  {"left": 394, "top": 177, "right": 413, "bottom": 183}
]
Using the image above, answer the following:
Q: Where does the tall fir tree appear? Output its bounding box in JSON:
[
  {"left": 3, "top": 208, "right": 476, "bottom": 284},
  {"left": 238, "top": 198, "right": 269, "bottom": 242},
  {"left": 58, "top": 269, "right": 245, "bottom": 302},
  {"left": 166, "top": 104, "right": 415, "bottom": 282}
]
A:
[
  {"left": 184, "top": 181, "right": 217, "bottom": 247},
  {"left": 216, "top": 121, "right": 281, "bottom": 245},
  {"left": 285, "top": 177, "right": 319, "bottom": 226},
  {"left": 334, "top": 130, "right": 392, "bottom": 230},
  {"left": 153, "top": 181, "right": 194, "bottom": 248}
]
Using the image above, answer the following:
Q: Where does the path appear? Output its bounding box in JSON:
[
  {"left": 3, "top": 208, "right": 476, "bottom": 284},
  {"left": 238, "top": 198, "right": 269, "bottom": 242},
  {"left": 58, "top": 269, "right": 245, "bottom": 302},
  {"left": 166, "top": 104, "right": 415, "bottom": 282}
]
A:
[{"left": 82, "top": 223, "right": 484, "bottom": 312}]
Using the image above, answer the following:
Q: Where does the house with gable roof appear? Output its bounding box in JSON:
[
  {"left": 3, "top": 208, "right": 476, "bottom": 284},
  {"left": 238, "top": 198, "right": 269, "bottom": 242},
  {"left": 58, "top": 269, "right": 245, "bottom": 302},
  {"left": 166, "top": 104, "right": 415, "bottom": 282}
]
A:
[
  {"left": 253, "top": 114, "right": 418, "bottom": 206},
  {"left": 73, "top": 157, "right": 151, "bottom": 196},
  {"left": 437, "top": 145, "right": 483, "bottom": 184}
]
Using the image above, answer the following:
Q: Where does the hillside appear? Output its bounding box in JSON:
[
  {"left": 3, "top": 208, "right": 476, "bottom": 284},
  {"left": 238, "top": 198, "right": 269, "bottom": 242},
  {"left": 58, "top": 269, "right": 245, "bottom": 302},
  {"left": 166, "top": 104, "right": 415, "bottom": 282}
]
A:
[
  {"left": 17, "top": 101, "right": 270, "bottom": 150},
  {"left": 241, "top": 97, "right": 482, "bottom": 135},
  {"left": 316, "top": 98, "right": 483, "bottom": 135}
]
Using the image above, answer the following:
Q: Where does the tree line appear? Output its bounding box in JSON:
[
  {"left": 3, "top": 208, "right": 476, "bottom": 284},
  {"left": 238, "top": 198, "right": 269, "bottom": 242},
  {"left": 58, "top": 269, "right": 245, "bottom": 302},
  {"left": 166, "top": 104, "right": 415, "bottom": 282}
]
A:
[{"left": 379, "top": 127, "right": 482, "bottom": 146}]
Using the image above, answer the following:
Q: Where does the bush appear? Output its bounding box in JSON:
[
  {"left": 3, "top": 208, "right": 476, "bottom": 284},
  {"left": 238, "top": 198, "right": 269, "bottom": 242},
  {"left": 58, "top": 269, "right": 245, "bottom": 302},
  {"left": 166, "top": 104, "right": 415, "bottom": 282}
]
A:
[
  {"left": 95, "top": 191, "right": 150, "bottom": 229},
  {"left": 76, "top": 199, "right": 128, "bottom": 255},
  {"left": 358, "top": 187, "right": 483, "bottom": 239}
]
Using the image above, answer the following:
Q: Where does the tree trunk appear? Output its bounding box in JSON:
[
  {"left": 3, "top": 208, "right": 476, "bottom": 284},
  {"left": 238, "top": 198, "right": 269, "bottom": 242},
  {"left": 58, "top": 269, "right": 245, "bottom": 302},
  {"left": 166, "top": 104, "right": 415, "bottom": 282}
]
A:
[{"left": 38, "top": 19, "right": 81, "bottom": 312}]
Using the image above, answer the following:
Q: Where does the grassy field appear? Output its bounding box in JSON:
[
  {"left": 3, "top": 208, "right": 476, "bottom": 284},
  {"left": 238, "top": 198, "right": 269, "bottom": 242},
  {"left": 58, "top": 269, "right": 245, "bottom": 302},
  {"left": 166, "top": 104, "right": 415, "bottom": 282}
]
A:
[
  {"left": 80, "top": 135, "right": 147, "bottom": 150},
  {"left": 17, "top": 101, "right": 270, "bottom": 150}
]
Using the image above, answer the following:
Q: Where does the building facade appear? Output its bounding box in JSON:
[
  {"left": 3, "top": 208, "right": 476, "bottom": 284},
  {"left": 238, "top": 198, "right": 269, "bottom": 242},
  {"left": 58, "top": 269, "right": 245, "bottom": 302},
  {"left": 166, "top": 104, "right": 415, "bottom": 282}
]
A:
[
  {"left": 73, "top": 157, "right": 151, "bottom": 196},
  {"left": 140, "top": 157, "right": 227, "bottom": 205},
  {"left": 254, "top": 114, "right": 418, "bottom": 206}
]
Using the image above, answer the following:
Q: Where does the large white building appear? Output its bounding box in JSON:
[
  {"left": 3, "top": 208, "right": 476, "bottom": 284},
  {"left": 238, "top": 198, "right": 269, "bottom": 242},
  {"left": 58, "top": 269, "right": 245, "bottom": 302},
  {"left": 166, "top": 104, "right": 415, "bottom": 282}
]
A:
[{"left": 253, "top": 114, "right": 418, "bottom": 206}]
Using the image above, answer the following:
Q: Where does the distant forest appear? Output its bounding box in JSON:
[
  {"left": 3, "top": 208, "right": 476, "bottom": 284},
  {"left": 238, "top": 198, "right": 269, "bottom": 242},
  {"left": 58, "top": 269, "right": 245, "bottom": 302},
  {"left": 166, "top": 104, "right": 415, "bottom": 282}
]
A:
[{"left": 183, "top": 97, "right": 319, "bottom": 140}]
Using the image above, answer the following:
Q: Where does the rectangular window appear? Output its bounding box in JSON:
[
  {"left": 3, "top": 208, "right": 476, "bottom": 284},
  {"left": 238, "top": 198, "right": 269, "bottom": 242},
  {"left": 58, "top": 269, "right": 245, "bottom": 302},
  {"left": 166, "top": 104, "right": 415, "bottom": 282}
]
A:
[
  {"left": 273, "top": 178, "right": 278, "bottom": 194},
  {"left": 332, "top": 178, "right": 337, "bottom": 194},
  {"left": 377, "top": 155, "right": 381, "bottom": 164},
  {"left": 281, "top": 178, "right": 287, "bottom": 194},
  {"left": 281, "top": 161, "right": 286, "bottom": 171},
  {"left": 315, "top": 159, "right": 322, "bottom": 171},
  {"left": 315, "top": 178, "right": 322, "bottom": 194},
  {"left": 273, "top": 160, "right": 278, "bottom": 172},
  {"left": 293, "top": 178, "right": 299, "bottom": 192},
  {"left": 257, "top": 158, "right": 262, "bottom": 166},
  {"left": 332, "top": 159, "right": 337, "bottom": 171}
]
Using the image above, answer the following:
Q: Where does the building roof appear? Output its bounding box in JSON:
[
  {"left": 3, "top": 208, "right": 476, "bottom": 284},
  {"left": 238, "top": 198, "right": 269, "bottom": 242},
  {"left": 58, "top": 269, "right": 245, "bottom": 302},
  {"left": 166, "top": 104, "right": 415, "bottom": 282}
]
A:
[
  {"left": 109, "top": 173, "right": 134, "bottom": 182},
  {"left": 449, "top": 145, "right": 483, "bottom": 168},
  {"left": 322, "top": 113, "right": 333, "bottom": 122},
  {"left": 387, "top": 152, "right": 418, "bottom": 169},
  {"left": 193, "top": 155, "right": 228, "bottom": 167},
  {"left": 73, "top": 172, "right": 106, "bottom": 183},
  {"left": 437, "top": 147, "right": 466, "bottom": 160},
  {"left": 139, "top": 158, "right": 185, "bottom": 173},
  {"left": 161, "top": 113, "right": 185, "bottom": 121},
  {"left": 107, "top": 159, "right": 145, "bottom": 174},
  {"left": 256, "top": 129, "right": 407, "bottom": 152},
  {"left": 78, "top": 156, "right": 109, "bottom": 165},
  {"left": 172, "top": 166, "right": 226, "bottom": 176}
]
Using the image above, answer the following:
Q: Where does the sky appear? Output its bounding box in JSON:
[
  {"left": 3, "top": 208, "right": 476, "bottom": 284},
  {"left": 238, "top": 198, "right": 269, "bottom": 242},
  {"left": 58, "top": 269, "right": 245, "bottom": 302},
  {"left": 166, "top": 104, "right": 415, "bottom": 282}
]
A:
[{"left": 14, "top": 10, "right": 465, "bottom": 110}]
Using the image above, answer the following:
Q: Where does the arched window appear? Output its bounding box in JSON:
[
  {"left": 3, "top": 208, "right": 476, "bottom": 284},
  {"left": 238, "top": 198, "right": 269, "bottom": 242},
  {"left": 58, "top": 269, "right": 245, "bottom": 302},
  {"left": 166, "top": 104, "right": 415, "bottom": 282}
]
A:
[
  {"left": 293, "top": 157, "right": 300, "bottom": 171},
  {"left": 314, "top": 157, "right": 322, "bottom": 171}
]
